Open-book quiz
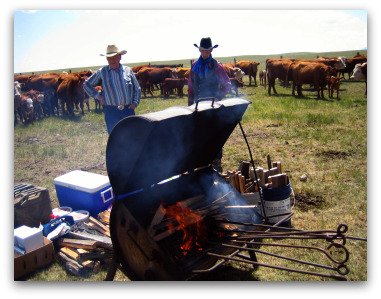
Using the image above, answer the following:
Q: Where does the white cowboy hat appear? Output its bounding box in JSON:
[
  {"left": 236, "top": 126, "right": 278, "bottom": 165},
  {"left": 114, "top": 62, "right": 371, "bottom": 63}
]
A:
[{"left": 100, "top": 45, "right": 127, "bottom": 57}]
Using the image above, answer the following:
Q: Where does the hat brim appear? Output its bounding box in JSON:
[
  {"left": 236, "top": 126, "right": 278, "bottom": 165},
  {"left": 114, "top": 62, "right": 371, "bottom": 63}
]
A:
[
  {"left": 193, "top": 44, "right": 218, "bottom": 50},
  {"left": 100, "top": 50, "right": 127, "bottom": 57}
]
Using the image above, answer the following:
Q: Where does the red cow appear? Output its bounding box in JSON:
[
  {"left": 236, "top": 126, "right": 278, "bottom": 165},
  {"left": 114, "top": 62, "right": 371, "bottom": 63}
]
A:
[
  {"left": 57, "top": 74, "right": 87, "bottom": 115},
  {"left": 175, "top": 67, "right": 191, "bottom": 79},
  {"left": 19, "top": 94, "right": 35, "bottom": 124},
  {"left": 221, "top": 64, "right": 245, "bottom": 81},
  {"left": 22, "top": 73, "right": 62, "bottom": 116},
  {"left": 265, "top": 58, "right": 295, "bottom": 95},
  {"left": 136, "top": 67, "right": 176, "bottom": 97},
  {"left": 131, "top": 64, "right": 150, "bottom": 73},
  {"left": 161, "top": 78, "right": 187, "bottom": 98},
  {"left": 234, "top": 60, "right": 260, "bottom": 86},
  {"left": 291, "top": 62, "right": 334, "bottom": 99},
  {"left": 259, "top": 70, "right": 267, "bottom": 88},
  {"left": 94, "top": 85, "right": 103, "bottom": 110},
  {"left": 339, "top": 56, "right": 367, "bottom": 79},
  {"left": 326, "top": 76, "right": 341, "bottom": 99}
]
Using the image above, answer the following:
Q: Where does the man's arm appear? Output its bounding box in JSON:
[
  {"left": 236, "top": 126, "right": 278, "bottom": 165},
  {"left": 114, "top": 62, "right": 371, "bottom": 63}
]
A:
[
  {"left": 216, "top": 63, "right": 232, "bottom": 100},
  {"left": 83, "top": 70, "right": 102, "bottom": 99}
]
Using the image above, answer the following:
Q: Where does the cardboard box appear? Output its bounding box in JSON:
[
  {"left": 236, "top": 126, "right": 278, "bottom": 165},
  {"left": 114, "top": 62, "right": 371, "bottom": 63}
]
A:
[
  {"left": 54, "top": 170, "right": 114, "bottom": 216},
  {"left": 14, "top": 225, "right": 44, "bottom": 253},
  {"left": 14, "top": 237, "right": 55, "bottom": 280}
]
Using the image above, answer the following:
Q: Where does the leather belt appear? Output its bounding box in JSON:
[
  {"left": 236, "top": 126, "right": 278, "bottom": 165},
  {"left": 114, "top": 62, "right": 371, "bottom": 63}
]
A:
[{"left": 117, "top": 105, "right": 126, "bottom": 110}]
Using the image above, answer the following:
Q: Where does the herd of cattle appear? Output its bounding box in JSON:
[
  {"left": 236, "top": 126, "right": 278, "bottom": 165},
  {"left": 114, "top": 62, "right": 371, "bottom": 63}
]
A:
[{"left": 13, "top": 54, "right": 367, "bottom": 125}]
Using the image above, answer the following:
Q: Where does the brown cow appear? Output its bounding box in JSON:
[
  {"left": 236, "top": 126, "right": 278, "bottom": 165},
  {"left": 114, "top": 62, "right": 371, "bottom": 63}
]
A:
[
  {"left": 291, "top": 62, "right": 334, "bottom": 99},
  {"left": 136, "top": 67, "right": 176, "bottom": 97},
  {"left": 259, "top": 70, "right": 267, "bottom": 88},
  {"left": 57, "top": 74, "right": 87, "bottom": 115},
  {"left": 339, "top": 56, "right": 367, "bottom": 79},
  {"left": 175, "top": 67, "right": 191, "bottom": 79},
  {"left": 19, "top": 93, "right": 35, "bottom": 124},
  {"left": 326, "top": 76, "right": 341, "bottom": 99},
  {"left": 22, "top": 89, "right": 45, "bottom": 120},
  {"left": 94, "top": 85, "right": 103, "bottom": 110},
  {"left": 14, "top": 74, "right": 32, "bottom": 85},
  {"left": 234, "top": 60, "right": 260, "bottom": 86},
  {"left": 265, "top": 58, "right": 294, "bottom": 95},
  {"left": 221, "top": 64, "right": 245, "bottom": 81},
  {"left": 161, "top": 78, "right": 187, "bottom": 98},
  {"left": 22, "top": 73, "right": 62, "bottom": 116},
  {"left": 131, "top": 64, "right": 150, "bottom": 73}
]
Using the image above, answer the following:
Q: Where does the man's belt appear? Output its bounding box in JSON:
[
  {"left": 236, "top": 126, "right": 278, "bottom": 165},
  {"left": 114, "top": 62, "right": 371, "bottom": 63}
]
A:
[{"left": 117, "top": 104, "right": 127, "bottom": 110}]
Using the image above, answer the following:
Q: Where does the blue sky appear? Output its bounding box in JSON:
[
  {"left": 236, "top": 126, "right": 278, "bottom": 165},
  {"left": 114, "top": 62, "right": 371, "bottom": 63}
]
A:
[{"left": 13, "top": 10, "right": 367, "bottom": 73}]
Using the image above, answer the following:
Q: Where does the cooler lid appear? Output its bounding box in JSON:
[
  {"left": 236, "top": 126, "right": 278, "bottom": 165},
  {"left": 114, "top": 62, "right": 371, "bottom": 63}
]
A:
[
  {"left": 54, "top": 170, "right": 110, "bottom": 193},
  {"left": 106, "top": 98, "right": 251, "bottom": 196}
]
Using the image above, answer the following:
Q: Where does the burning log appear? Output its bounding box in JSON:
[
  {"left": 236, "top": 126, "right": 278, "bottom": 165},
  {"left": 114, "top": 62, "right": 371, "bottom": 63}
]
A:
[{"left": 154, "top": 202, "right": 207, "bottom": 255}]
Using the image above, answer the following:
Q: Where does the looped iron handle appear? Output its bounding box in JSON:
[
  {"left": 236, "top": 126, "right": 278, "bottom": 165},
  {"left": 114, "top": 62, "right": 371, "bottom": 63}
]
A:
[
  {"left": 326, "top": 242, "right": 350, "bottom": 264},
  {"left": 195, "top": 97, "right": 217, "bottom": 111},
  {"left": 337, "top": 264, "right": 350, "bottom": 276},
  {"left": 325, "top": 224, "right": 348, "bottom": 245}
]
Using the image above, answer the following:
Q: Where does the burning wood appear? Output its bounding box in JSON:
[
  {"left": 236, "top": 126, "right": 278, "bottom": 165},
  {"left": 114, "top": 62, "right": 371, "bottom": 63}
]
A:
[{"left": 154, "top": 202, "right": 207, "bottom": 255}]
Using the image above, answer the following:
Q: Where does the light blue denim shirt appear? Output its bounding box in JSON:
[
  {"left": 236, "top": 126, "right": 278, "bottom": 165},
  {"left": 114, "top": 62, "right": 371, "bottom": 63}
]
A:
[{"left": 83, "top": 64, "right": 141, "bottom": 106}]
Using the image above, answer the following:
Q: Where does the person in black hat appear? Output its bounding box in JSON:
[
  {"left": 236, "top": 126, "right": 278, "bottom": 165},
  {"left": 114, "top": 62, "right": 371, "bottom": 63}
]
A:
[
  {"left": 188, "top": 37, "right": 231, "bottom": 173},
  {"left": 188, "top": 37, "right": 231, "bottom": 106}
]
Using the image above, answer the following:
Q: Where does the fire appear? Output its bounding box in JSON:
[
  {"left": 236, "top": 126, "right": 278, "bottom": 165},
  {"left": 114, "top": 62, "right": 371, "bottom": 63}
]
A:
[{"left": 165, "top": 203, "right": 207, "bottom": 255}]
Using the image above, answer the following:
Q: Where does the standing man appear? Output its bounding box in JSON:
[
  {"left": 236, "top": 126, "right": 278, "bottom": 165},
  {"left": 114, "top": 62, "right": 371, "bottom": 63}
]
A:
[
  {"left": 188, "top": 37, "right": 231, "bottom": 172},
  {"left": 83, "top": 44, "right": 141, "bottom": 134},
  {"left": 188, "top": 37, "right": 231, "bottom": 106}
]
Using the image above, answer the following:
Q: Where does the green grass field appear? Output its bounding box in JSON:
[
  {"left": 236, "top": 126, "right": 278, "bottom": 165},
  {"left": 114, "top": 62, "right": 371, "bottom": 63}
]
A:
[{"left": 14, "top": 50, "right": 367, "bottom": 281}]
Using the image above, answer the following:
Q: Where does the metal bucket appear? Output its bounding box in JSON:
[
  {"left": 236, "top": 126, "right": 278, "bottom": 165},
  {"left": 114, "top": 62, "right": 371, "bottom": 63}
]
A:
[{"left": 261, "top": 183, "right": 294, "bottom": 226}]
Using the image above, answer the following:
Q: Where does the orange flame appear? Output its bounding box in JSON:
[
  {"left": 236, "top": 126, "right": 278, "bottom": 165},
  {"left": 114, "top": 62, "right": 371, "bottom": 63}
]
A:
[{"left": 165, "top": 203, "right": 207, "bottom": 255}]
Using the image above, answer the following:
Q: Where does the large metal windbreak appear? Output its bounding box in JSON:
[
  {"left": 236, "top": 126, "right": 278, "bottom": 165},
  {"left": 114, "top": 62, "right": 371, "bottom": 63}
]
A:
[{"left": 105, "top": 98, "right": 362, "bottom": 281}]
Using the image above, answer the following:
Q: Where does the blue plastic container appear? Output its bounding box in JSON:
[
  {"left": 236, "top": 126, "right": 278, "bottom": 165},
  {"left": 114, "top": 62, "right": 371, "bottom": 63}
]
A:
[
  {"left": 261, "top": 183, "right": 293, "bottom": 226},
  {"left": 54, "top": 170, "right": 114, "bottom": 216}
]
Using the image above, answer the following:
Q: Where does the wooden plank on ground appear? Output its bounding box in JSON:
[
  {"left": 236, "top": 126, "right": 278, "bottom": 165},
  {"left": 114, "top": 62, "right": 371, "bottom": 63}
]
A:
[{"left": 58, "top": 238, "right": 99, "bottom": 250}]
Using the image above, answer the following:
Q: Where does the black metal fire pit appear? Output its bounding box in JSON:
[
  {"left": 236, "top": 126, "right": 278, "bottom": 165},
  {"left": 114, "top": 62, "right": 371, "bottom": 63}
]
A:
[
  {"left": 105, "top": 98, "right": 356, "bottom": 281},
  {"left": 105, "top": 98, "right": 265, "bottom": 280}
]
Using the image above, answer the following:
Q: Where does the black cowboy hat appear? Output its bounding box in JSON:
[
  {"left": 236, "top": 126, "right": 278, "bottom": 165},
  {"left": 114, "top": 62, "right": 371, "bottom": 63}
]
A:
[{"left": 194, "top": 37, "right": 219, "bottom": 50}]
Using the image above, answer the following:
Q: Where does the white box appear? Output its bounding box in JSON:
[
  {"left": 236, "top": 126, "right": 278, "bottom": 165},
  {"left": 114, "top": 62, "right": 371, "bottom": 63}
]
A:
[{"left": 14, "top": 225, "right": 44, "bottom": 253}]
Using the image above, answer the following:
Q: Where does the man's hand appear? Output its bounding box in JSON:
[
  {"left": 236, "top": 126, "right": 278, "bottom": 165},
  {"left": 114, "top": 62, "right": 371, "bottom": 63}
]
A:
[{"left": 128, "top": 103, "right": 137, "bottom": 109}]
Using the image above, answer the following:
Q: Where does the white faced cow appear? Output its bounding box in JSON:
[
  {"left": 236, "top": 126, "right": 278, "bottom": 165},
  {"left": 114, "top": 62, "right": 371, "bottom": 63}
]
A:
[
  {"left": 351, "top": 62, "right": 367, "bottom": 96},
  {"left": 14, "top": 81, "right": 23, "bottom": 124}
]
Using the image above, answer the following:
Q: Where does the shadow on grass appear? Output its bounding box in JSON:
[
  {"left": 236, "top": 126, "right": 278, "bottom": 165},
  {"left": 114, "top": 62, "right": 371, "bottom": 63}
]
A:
[
  {"left": 59, "top": 113, "right": 84, "bottom": 122},
  {"left": 189, "top": 265, "right": 259, "bottom": 281},
  {"left": 266, "top": 92, "right": 335, "bottom": 102}
]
